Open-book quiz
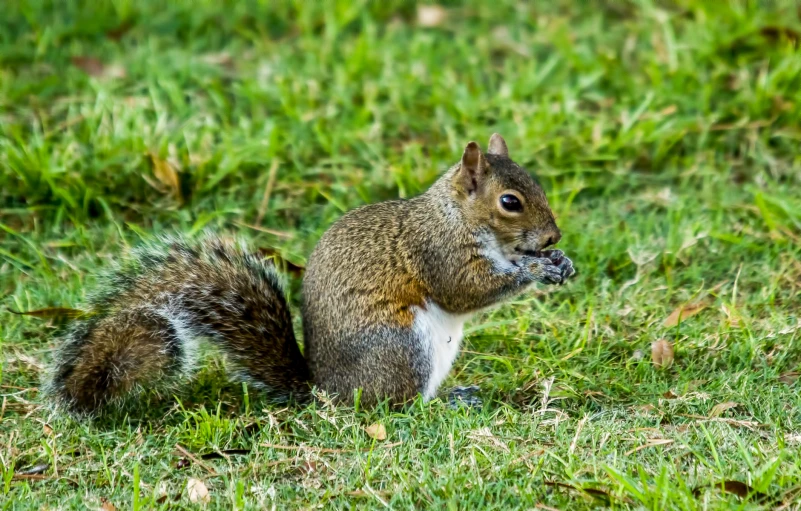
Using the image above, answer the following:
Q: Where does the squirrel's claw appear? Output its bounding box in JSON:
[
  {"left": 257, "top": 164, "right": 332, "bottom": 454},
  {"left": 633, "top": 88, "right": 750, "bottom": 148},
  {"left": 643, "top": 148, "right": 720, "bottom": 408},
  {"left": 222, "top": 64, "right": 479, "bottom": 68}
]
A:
[{"left": 557, "top": 255, "right": 576, "bottom": 282}]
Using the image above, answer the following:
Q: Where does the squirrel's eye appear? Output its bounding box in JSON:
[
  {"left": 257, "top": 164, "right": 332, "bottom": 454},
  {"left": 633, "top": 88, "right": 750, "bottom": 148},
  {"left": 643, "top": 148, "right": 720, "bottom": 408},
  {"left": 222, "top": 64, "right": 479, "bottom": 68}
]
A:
[{"left": 500, "top": 194, "right": 523, "bottom": 212}]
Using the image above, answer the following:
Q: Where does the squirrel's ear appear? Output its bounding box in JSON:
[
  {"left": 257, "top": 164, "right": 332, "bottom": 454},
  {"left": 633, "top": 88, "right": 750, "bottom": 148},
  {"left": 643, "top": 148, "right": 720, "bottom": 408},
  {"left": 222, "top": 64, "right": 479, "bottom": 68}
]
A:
[
  {"left": 487, "top": 133, "right": 509, "bottom": 158},
  {"left": 457, "top": 141, "right": 486, "bottom": 194}
]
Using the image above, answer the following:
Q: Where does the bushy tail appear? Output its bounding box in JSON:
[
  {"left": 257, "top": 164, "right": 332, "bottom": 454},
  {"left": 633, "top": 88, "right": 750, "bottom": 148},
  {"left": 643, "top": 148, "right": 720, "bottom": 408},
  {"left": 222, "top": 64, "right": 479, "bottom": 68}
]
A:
[{"left": 45, "top": 235, "right": 311, "bottom": 416}]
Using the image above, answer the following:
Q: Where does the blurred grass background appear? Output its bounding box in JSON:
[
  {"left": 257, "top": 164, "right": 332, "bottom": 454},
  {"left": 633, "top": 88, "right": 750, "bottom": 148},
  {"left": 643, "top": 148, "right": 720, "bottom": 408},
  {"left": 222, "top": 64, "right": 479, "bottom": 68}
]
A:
[{"left": 1, "top": 1, "right": 801, "bottom": 509}]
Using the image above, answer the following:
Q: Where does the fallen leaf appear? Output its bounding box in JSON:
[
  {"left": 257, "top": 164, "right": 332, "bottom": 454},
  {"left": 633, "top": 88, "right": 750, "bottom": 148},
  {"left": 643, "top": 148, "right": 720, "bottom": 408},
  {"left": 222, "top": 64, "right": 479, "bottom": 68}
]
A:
[
  {"left": 662, "top": 390, "right": 679, "bottom": 399},
  {"left": 417, "top": 5, "right": 447, "bottom": 27},
  {"left": 41, "top": 422, "right": 53, "bottom": 436},
  {"left": 692, "top": 480, "right": 768, "bottom": 502},
  {"left": 186, "top": 478, "right": 210, "bottom": 504},
  {"left": 106, "top": 20, "right": 133, "bottom": 40},
  {"left": 71, "top": 57, "right": 126, "bottom": 79},
  {"left": 147, "top": 152, "right": 181, "bottom": 200},
  {"left": 660, "top": 105, "right": 677, "bottom": 116},
  {"left": 102, "top": 64, "right": 127, "bottom": 79},
  {"left": 779, "top": 371, "right": 799, "bottom": 384},
  {"left": 709, "top": 401, "right": 738, "bottom": 418},
  {"left": 651, "top": 340, "right": 674, "bottom": 369},
  {"left": 201, "top": 52, "right": 234, "bottom": 68},
  {"left": 100, "top": 498, "right": 116, "bottom": 511},
  {"left": 365, "top": 423, "right": 387, "bottom": 441},
  {"left": 71, "top": 56, "right": 105, "bottom": 76},
  {"left": 664, "top": 303, "right": 706, "bottom": 327}
]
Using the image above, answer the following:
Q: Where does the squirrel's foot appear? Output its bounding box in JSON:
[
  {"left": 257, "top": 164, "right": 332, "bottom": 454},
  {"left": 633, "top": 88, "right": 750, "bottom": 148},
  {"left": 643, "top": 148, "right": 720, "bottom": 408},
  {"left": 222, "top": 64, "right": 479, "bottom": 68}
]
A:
[{"left": 447, "top": 385, "right": 483, "bottom": 409}]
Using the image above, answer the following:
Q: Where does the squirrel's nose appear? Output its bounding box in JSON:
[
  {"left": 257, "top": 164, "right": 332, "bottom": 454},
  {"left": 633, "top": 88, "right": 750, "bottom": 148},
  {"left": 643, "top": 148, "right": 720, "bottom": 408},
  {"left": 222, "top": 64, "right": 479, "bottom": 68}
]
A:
[{"left": 540, "top": 230, "right": 562, "bottom": 250}]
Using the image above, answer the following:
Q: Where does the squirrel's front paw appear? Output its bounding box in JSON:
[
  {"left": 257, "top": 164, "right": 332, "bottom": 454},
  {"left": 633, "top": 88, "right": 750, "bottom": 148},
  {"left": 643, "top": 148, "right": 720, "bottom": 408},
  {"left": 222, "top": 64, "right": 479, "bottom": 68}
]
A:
[
  {"left": 543, "top": 250, "right": 576, "bottom": 283},
  {"left": 529, "top": 250, "right": 576, "bottom": 285}
]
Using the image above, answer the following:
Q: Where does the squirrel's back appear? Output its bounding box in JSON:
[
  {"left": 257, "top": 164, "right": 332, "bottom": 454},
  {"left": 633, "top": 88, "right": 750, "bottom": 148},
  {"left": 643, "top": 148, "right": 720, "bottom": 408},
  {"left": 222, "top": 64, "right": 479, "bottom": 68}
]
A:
[{"left": 46, "top": 235, "right": 309, "bottom": 415}]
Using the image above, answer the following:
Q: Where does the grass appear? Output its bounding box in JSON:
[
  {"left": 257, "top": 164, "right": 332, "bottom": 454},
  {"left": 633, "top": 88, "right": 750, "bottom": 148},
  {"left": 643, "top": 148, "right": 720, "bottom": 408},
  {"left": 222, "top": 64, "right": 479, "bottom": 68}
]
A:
[{"left": 2, "top": 0, "right": 801, "bottom": 508}]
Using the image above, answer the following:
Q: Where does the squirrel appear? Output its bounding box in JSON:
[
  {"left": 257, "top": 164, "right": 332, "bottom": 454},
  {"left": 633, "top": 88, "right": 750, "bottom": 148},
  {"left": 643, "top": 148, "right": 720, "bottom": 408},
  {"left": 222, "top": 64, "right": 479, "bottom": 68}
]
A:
[{"left": 45, "top": 134, "right": 576, "bottom": 416}]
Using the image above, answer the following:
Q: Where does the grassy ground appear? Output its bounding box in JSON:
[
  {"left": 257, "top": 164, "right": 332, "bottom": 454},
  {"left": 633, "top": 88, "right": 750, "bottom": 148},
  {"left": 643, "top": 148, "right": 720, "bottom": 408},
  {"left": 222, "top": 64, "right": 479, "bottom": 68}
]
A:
[{"left": 2, "top": 0, "right": 801, "bottom": 509}]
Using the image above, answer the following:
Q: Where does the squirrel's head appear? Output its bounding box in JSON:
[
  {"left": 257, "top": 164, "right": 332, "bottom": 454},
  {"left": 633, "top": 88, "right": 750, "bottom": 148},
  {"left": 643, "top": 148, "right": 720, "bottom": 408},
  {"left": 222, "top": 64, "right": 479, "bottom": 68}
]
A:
[{"left": 448, "top": 133, "right": 561, "bottom": 261}]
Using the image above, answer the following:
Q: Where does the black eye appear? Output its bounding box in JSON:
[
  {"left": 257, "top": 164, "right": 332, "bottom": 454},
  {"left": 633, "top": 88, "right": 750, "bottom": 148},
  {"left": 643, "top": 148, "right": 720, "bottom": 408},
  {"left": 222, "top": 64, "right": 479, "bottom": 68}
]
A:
[{"left": 500, "top": 194, "right": 523, "bottom": 212}]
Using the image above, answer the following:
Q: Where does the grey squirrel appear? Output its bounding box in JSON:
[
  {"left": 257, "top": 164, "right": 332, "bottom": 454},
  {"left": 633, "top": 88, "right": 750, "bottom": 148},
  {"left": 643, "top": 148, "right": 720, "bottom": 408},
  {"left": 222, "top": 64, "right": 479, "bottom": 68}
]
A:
[{"left": 45, "top": 134, "right": 576, "bottom": 415}]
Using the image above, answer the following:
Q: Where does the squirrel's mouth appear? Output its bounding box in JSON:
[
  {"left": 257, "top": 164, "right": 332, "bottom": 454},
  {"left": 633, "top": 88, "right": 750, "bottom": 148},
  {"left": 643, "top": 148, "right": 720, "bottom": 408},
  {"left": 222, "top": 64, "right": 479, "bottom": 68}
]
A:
[
  {"left": 508, "top": 246, "right": 544, "bottom": 267},
  {"left": 513, "top": 247, "right": 565, "bottom": 266},
  {"left": 514, "top": 246, "right": 544, "bottom": 258}
]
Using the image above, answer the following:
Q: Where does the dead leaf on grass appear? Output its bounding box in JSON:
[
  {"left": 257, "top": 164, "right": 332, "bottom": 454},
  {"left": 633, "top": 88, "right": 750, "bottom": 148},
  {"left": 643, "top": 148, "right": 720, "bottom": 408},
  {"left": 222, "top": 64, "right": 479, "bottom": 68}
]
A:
[
  {"left": 365, "top": 423, "right": 387, "bottom": 441},
  {"left": 201, "top": 52, "right": 235, "bottom": 69},
  {"left": 71, "top": 57, "right": 126, "bottom": 79},
  {"left": 186, "top": 478, "right": 210, "bottom": 504},
  {"left": 100, "top": 498, "right": 116, "bottom": 511},
  {"left": 709, "top": 401, "right": 738, "bottom": 418},
  {"left": 664, "top": 303, "right": 706, "bottom": 327},
  {"left": 660, "top": 105, "right": 678, "bottom": 116},
  {"left": 651, "top": 340, "right": 674, "bottom": 369},
  {"left": 71, "top": 56, "right": 105, "bottom": 75},
  {"left": 147, "top": 152, "right": 182, "bottom": 200},
  {"left": 417, "top": 5, "right": 447, "bottom": 27},
  {"left": 106, "top": 20, "right": 133, "bottom": 40},
  {"left": 779, "top": 371, "right": 799, "bottom": 384}
]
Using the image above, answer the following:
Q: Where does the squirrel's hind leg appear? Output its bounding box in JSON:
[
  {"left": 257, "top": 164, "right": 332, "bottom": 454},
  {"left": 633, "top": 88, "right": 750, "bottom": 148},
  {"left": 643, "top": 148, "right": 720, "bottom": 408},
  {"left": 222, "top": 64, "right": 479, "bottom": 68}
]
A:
[
  {"left": 46, "top": 306, "right": 186, "bottom": 416},
  {"left": 446, "top": 385, "right": 483, "bottom": 409}
]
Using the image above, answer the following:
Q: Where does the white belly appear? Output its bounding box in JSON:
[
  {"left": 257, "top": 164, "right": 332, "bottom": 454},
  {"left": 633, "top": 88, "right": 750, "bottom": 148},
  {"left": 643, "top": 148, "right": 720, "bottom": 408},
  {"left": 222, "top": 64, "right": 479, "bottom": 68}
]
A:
[{"left": 412, "top": 303, "right": 471, "bottom": 400}]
